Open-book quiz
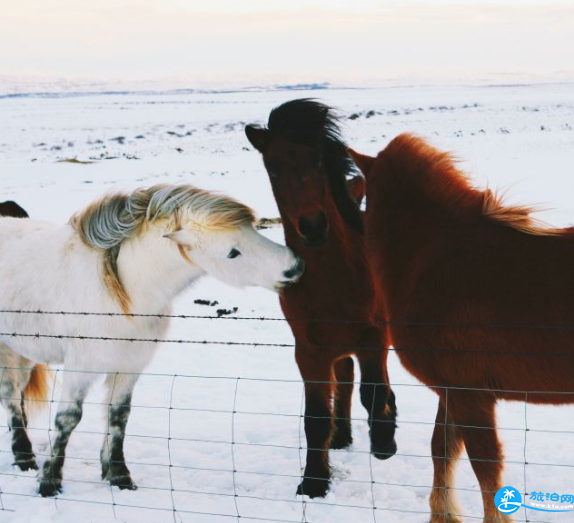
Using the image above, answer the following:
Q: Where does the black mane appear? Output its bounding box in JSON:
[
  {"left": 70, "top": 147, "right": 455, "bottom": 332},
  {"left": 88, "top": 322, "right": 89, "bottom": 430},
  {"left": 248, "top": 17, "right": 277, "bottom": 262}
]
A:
[{"left": 267, "top": 99, "right": 363, "bottom": 233}]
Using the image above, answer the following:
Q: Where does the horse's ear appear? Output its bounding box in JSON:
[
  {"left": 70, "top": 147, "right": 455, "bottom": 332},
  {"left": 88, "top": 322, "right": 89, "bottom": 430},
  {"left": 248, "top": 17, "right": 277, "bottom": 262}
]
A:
[
  {"left": 348, "top": 148, "right": 376, "bottom": 176},
  {"left": 245, "top": 125, "right": 270, "bottom": 153},
  {"left": 163, "top": 228, "right": 199, "bottom": 250}
]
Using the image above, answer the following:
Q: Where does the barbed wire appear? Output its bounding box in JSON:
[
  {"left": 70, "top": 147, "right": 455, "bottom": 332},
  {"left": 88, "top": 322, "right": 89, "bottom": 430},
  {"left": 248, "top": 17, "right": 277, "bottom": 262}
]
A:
[
  {"left": 3, "top": 329, "right": 574, "bottom": 361},
  {"left": 5, "top": 307, "right": 574, "bottom": 333}
]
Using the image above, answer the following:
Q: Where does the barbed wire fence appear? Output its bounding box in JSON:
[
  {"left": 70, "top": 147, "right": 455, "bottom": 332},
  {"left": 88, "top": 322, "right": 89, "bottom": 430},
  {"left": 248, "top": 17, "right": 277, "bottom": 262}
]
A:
[{"left": 0, "top": 309, "right": 573, "bottom": 522}]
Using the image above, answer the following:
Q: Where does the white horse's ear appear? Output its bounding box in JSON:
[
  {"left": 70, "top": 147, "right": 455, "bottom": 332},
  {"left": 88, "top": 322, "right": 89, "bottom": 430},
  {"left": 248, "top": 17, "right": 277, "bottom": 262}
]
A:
[{"left": 163, "top": 229, "right": 199, "bottom": 249}]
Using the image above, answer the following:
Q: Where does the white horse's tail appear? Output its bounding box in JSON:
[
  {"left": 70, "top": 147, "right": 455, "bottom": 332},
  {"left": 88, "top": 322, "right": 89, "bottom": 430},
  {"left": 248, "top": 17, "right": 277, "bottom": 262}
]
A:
[{"left": 24, "top": 364, "right": 51, "bottom": 416}]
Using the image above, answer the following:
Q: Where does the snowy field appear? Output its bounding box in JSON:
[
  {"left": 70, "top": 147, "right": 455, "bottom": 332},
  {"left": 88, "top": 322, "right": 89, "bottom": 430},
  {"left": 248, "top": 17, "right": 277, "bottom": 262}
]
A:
[{"left": 1, "top": 84, "right": 574, "bottom": 523}]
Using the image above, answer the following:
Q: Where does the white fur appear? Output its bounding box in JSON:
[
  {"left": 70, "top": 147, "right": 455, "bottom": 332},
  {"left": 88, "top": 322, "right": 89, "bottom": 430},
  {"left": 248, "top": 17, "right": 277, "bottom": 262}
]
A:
[
  {"left": 0, "top": 214, "right": 299, "bottom": 371},
  {"left": 0, "top": 193, "right": 301, "bottom": 491}
]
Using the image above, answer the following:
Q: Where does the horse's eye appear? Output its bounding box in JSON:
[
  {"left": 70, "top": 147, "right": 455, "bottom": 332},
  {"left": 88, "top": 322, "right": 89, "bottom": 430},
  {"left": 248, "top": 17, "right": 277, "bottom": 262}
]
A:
[{"left": 227, "top": 248, "right": 241, "bottom": 259}]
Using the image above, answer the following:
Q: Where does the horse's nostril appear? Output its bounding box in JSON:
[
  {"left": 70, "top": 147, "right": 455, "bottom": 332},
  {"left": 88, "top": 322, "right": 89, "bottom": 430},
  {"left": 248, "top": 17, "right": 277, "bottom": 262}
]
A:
[
  {"left": 283, "top": 258, "right": 305, "bottom": 280},
  {"left": 298, "top": 213, "right": 328, "bottom": 246}
]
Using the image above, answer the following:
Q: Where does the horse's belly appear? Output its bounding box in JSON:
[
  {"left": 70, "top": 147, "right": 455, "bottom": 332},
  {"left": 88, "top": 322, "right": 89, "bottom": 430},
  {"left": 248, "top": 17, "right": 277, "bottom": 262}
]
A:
[
  {"left": 72, "top": 342, "right": 159, "bottom": 374},
  {"left": 0, "top": 336, "right": 65, "bottom": 365},
  {"left": 0, "top": 314, "right": 166, "bottom": 373}
]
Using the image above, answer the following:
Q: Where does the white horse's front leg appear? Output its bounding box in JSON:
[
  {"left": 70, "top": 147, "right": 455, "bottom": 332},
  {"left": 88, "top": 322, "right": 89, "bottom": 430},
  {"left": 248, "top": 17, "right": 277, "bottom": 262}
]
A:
[
  {"left": 100, "top": 372, "right": 139, "bottom": 490},
  {"left": 39, "top": 371, "right": 97, "bottom": 497}
]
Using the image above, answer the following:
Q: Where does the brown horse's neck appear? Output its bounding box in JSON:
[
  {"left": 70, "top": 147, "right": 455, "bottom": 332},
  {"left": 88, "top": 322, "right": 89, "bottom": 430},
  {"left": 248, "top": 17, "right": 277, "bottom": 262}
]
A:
[
  {"left": 367, "top": 173, "right": 481, "bottom": 321},
  {"left": 272, "top": 158, "right": 377, "bottom": 319},
  {"left": 281, "top": 199, "right": 376, "bottom": 319}
]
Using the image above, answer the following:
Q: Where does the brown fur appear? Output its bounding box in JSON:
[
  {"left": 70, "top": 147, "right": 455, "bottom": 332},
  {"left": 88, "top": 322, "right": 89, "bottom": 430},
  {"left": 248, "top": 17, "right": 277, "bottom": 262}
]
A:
[
  {"left": 354, "top": 133, "right": 574, "bottom": 523},
  {"left": 482, "top": 189, "right": 561, "bottom": 236},
  {"left": 246, "top": 100, "right": 397, "bottom": 499},
  {"left": 103, "top": 248, "right": 132, "bottom": 315},
  {"left": 24, "top": 364, "right": 51, "bottom": 415}
]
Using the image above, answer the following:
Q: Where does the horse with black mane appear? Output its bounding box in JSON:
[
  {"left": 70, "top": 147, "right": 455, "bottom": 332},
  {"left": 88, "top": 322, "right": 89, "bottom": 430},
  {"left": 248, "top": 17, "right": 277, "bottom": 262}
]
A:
[
  {"left": 351, "top": 134, "right": 574, "bottom": 523},
  {"left": 246, "top": 99, "right": 397, "bottom": 498}
]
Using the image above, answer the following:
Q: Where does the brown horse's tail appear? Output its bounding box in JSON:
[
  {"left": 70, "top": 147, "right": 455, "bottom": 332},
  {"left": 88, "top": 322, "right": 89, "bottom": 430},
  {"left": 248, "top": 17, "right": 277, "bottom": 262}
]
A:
[{"left": 24, "top": 364, "right": 51, "bottom": 416}]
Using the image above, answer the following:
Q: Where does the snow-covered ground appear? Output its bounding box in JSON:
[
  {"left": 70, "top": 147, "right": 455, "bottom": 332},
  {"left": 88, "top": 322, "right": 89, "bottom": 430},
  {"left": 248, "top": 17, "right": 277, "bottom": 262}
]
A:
[{"left": 1, "top": 84, "right": 574, "bottom": 523}]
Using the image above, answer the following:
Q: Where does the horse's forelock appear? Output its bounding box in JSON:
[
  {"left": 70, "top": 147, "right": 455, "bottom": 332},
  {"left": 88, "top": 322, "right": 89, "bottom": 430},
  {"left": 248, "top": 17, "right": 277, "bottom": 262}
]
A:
[
  {"left": 266, "top": 99, "right": 362, "bottom": 232},
  {"left": 175, "top": 192, "right": 255, "bottom": 233},
  {"left": 267, "top": 99, "right": 341, "bottom": 147}
]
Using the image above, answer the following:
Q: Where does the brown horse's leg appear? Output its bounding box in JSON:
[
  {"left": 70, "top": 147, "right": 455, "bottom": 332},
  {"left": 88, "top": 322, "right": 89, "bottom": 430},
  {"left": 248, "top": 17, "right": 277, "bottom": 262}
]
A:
[
  {"left": 429, "top": 398, "right": 464, "bottom": 523},
  {"left": 449, "top": 392, "right": 511, "bottom": 523},
  {"left": 330, "top": 357, "right": 354, "bottom": 450},
  {"left": 356, "top": 333, "right": 397, "bottom": 460},
  {"left": 295, "top": 346, "right": 335, "bottom": 498}
]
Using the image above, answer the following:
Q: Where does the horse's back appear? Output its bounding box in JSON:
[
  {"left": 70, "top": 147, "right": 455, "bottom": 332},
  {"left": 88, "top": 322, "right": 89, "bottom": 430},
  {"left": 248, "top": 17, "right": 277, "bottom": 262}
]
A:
[
  {"left": 439, "top": 222, "right": 574, "bottom": 318},
  {"left": 0, "top": 218, "right": 75, "bottom": 268},
  {"left": 0, "top": 218, "right": 119, "bottom": 313},
  {"left": 0, "top": 219, "right": 103, "bottom": 356}
]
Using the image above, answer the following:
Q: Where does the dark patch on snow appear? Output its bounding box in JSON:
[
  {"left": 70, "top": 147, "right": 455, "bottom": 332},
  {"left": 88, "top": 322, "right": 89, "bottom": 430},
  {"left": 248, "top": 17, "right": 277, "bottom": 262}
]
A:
[{"left": 194, "top": 299, "right": 219, "bottom": 307}]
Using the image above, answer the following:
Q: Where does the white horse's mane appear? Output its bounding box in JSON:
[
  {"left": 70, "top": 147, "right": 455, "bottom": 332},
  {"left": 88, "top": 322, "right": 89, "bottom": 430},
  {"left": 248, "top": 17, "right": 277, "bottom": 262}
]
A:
[{"left": 70, "top": 184, "right": 256, "bottom": 313}]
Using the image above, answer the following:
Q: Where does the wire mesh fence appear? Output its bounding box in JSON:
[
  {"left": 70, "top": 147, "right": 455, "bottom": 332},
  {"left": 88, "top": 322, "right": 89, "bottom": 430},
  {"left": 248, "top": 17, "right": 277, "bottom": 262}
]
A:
[{"left": 0, "top": 309, "right": 573, "bottom": 522}]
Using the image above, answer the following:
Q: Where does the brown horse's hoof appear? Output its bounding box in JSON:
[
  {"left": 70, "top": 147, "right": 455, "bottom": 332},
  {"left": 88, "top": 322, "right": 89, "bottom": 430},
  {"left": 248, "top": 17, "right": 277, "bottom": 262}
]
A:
[
  {"left": 296, "top": 476, "right": 330, "bottom": 498},
  {"left": 329, "top": 430, "right": 353, "bottom": 450},
  {"left": 371, "top": 438, "right": 397, "bottom": 460}
]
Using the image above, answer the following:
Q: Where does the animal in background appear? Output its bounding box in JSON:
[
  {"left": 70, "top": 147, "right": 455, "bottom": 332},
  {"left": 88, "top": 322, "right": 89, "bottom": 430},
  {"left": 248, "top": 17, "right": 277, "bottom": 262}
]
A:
[{"left": 0, "top": 200, "right": 29, "bottom": 218}]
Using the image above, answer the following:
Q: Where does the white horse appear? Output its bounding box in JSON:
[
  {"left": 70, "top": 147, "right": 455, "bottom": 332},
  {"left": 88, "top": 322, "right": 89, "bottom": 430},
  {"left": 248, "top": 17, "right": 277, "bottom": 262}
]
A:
[{"left": 0, "top": 184, "right": 304, "bottom": 497}]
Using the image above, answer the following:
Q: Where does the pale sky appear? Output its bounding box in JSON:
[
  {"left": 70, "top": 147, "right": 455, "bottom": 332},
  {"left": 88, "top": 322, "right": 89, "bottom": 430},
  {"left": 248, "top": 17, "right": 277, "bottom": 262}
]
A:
[{"left": 1, "top": 0, "right": 574, "bottom": 87}]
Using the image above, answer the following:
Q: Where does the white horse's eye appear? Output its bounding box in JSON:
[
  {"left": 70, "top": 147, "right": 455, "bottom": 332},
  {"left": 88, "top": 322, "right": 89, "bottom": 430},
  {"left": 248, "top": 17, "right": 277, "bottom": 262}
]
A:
[{"left": 227, "top": 248, "right": 241, "bottom": 259}]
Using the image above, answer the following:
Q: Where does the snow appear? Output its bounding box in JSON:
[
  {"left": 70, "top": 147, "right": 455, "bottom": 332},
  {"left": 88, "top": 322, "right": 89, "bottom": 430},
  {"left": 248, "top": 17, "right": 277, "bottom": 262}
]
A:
[{"left": 1, "top": 84, "right": 574, "bottom": 523}]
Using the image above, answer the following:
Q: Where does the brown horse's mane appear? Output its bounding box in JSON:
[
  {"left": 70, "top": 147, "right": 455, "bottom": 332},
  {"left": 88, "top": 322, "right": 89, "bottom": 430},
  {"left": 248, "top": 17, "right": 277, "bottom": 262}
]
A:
[{"left": 381, "top": 133, "right": 561, "bottom": 236}]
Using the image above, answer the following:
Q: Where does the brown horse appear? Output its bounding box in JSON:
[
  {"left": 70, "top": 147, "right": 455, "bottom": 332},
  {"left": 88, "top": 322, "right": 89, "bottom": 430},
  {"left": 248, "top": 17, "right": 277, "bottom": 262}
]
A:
[
  {"left": 245, "top": 99, "right": 397, "bottom": 498},
  {"left": 350, "top": 133, "right": 574, "bottom": 523}
]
